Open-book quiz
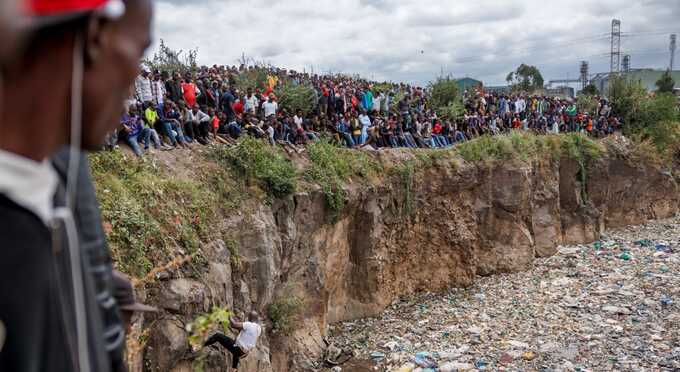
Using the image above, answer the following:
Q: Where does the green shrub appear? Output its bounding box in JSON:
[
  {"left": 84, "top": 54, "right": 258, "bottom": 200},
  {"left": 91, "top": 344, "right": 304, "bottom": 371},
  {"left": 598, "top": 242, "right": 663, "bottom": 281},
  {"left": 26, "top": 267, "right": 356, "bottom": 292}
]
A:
[
  {"left": 187, "top": 307, "right": 233, "bottom": 349},
  {"left": 209, "top": 138, "right": 297, "bottom": 198},
  {"left": 429, "top": 77, "right": 465, "bottom": 121},
  {"left": 456, "top": 131, "right": 602, "bottom": 165},
  {"left": 629, "top": 93, "right": 679, "bottom": 133},
  {"left": 576, "top": 94, "right": 598, "bottom": 115},
  {"left": 389, "top": 160, "right": 416, "bottom": 217},
  {"left": 456, "top": 131, "right": 539, "bottom": 162},
  {"left": 639, "top": 120, "right": 680, "bottom": 161},
  {"left": 266, "top": 297, "right": 303, "bottom": 334},
  {"left": 304, "top": 141, "right": 380, "bottom": 212},
  {"left": 560, "top": 133, "right": 605, "bottom": 204},
  {"left": 274, "top": 82, "right": 317, "bottom": 115},
  {"left": 429, "top": 77, "right": 460, "bottom": 108},
  {"left": 234, "top": 68, "right": 269, "bottom": 93},
  {"left": 607, "top": 75, "right": 648, "bottom": 131}
]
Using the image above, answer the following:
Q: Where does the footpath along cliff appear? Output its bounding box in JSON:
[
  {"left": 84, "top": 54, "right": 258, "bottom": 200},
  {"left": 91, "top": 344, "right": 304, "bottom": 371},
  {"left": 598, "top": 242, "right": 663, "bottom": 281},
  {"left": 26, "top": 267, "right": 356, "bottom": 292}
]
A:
[{"left": 90, "top": 133, "right": 680, "bottom": 371}]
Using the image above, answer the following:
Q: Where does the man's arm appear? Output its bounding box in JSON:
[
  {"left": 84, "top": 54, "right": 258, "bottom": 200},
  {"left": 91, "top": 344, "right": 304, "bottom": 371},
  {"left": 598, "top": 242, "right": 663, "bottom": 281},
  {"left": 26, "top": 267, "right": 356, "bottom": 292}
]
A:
[{"left": 229, "top": 317, "right": 244, "bottom": 331}]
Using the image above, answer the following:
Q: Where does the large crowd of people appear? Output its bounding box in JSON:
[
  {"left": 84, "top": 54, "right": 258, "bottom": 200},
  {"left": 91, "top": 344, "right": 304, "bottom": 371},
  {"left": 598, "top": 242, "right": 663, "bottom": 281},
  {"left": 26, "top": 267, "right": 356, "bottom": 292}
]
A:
[{"left": 117, "top": 65, "right": 623, "bottom": 156}]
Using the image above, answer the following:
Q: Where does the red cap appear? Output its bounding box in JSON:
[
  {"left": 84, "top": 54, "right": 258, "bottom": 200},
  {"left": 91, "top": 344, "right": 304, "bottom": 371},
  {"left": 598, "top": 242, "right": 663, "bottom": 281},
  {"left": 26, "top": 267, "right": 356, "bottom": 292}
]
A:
[
  {"left": 24, "top": 0, "right": 125, "bottom": 25},
  {"left": 27, "top": 0, "right": 110, "bottom": 16}
]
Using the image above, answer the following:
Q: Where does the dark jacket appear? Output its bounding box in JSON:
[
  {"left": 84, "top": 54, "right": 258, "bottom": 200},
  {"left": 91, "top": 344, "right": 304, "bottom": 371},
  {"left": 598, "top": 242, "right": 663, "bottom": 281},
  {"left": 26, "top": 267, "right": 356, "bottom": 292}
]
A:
[
  {"left": 0, "top": 151, "right": 113, "bottom": 372},
  {"left": 165, "top": 80, "right": 183, "bottom": 103},
  {"left": 52, "top": 148, "right": 126, "bottom": 372},
  {"left": 0, "top": 194, "right": 77, "bottom": 372}
]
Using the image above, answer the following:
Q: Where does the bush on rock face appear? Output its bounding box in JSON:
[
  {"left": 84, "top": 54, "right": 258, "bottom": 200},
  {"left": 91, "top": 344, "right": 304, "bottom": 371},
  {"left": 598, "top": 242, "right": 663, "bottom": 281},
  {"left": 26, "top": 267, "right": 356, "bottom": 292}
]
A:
[{"left": 209, "top": 137, "right": 297, "bottom": 198}]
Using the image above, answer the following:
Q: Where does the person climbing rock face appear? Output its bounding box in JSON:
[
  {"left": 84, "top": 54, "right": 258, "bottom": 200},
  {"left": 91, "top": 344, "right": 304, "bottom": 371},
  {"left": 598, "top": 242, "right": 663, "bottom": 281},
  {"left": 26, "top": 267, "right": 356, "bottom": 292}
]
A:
[{"left": 204, "top": 311, "right": 262, "bottom": 371}]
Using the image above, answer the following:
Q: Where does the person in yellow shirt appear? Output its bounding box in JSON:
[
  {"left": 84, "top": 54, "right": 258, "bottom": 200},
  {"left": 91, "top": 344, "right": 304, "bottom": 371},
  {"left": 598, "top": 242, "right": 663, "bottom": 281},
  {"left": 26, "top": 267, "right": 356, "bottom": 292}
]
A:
[{"left": 143, "top": 103, "right": 172, "bottom": 150}]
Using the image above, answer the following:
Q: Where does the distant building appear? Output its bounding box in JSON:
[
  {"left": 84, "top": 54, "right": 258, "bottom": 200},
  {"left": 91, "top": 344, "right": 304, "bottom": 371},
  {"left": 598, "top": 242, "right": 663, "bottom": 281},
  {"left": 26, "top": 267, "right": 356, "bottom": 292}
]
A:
[
  {"left": 590, "top": 69, "right": 680, "bottom": 93},
  {"left": 546, "top": 86, "right": 575, "bottom": 98},
  {"left": 484, "top": 85, "right": 511, "bottom": 94},
  {"left": 456, "top": 77, "right": 483, "bottom": 92}
]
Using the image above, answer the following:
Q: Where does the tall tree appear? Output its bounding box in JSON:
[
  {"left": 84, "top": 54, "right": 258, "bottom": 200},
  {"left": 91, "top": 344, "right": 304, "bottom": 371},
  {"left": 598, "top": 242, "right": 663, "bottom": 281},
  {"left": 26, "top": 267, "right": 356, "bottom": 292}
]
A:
[
  {"left": 656, "top": 69, "right": 676, "bottom": 93},
  {"left": 581, "top": 84, "right": 599, "bottom": 96},
  {"left": 428, "top": 77, "right": 465, "bottom": 121},
  {"left": 506, "top": 64, "right": 544, "bottom": 92}
]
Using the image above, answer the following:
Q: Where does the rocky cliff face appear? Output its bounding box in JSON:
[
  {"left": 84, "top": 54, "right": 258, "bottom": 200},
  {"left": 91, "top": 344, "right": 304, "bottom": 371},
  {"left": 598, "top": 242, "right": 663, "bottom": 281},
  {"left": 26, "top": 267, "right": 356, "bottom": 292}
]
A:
[{"left": 135, "top": 137, "right": 679, "bottom": 372}]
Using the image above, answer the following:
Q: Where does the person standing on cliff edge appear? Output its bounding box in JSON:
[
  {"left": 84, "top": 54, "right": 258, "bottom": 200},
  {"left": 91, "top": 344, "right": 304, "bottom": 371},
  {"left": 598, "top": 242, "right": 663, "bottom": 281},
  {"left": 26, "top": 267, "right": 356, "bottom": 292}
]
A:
[{"left": 204, "top": 311, "right": 262, "bottom": 371}]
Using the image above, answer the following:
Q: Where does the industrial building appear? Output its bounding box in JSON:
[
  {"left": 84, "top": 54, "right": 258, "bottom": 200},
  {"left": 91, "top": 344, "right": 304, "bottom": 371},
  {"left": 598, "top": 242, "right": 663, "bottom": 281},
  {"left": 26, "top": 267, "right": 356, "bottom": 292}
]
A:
[{"left": 590, "top": 69, "right": 680, "bottom": 94}]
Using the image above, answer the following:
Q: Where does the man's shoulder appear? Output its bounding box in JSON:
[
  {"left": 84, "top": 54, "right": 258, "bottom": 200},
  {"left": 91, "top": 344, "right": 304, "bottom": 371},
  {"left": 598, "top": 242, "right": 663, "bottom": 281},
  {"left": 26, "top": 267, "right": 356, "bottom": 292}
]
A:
[
  {"left": 0, "top": 194, "right": 49, "bottom": 233},
  {"left": 0, "top": 194, "right": 51, "bottom": 260}
]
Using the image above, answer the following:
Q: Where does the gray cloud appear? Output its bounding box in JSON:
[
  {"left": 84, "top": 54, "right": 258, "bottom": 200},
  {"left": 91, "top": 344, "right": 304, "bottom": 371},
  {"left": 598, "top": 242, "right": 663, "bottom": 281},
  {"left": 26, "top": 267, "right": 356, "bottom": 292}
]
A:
[{"left": 153, "top": 0, "right": 679, "bottom": 86}]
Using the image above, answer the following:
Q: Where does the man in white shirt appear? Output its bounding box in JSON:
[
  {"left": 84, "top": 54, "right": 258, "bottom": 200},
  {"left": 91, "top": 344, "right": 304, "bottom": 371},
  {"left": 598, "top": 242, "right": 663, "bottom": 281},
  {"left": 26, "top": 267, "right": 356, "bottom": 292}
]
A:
[
  {"left": 150, "top": 73, "right": 166, "bottom": 105},
  {"left": 262, "top": 96, "right": 278, "bottom": 118},
  {"left": 293, "top": 109, "right": 304, "bottom": 131},
  {"left": 244, "top": 88, "right": 259, "bottom": 114},
  {"left": 204, "top": 311, "right": 262, "bottom": 371},
  {"left": 358, "top": 111, "right": 372, "bottom": 144},
  {"left": 135, "top": 69, "right": 153, "bottom": 104}
]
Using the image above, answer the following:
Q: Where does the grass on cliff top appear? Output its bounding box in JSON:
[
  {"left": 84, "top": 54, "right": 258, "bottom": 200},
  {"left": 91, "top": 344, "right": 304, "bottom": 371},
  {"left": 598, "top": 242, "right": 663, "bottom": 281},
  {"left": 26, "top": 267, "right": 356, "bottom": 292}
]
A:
[
  {"left": 208, "top": 136, "right": 297, "bottom": 199},
  {"left": 456, "top": 131, "right": 604, "bottom": 163},
  {"left": 304, "top": 140, "right": 382, "bottom": 212},
  {"left": 90, "top": 150, "right": 239, "bottom": 277}
]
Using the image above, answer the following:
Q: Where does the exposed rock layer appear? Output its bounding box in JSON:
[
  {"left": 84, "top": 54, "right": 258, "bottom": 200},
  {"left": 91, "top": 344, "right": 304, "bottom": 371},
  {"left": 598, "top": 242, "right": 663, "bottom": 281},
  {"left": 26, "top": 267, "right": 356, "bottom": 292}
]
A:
[{"left": 139, "top": 144, "right": 679, "bottom": 372}]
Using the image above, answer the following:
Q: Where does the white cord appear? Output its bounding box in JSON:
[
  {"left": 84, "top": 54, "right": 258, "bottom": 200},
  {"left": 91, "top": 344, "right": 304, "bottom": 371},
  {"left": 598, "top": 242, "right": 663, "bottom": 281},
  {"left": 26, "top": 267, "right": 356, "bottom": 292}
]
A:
[
  {"left": 67, "top": 33, "right": 83, "bottom": 210},
  {"left": 60, "top": 31, "right": 91, "bottom": 372},
  {"left": 54, "top": 207, "right": 91, "bottom": 372}
]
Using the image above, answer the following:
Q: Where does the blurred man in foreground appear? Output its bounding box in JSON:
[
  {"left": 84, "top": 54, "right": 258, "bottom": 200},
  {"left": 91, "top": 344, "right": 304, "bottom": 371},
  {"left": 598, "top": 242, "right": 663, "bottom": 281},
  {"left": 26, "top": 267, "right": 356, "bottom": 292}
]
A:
[{"left": 0, "top": 0, "right": 152, "bottom": 371}]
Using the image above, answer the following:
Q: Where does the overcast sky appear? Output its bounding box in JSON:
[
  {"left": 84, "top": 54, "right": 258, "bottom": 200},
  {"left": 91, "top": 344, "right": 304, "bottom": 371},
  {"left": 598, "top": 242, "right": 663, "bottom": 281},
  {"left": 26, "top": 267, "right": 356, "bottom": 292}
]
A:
[{"left": 151, "top": 0, "right": 678, "bottom": 86}]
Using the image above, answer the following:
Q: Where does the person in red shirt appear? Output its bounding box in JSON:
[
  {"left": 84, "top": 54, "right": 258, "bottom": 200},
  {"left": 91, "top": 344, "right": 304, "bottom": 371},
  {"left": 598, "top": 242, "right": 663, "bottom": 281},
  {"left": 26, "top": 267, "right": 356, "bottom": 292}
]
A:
[
  {"left": 233, "top": 95, "right": 244, "bottom": 119},
  {"left": 512, "top": 115, "right": 521, "bottom": 129},
  {"left": 181, "top": 76, "right": 199, "bottom": 108},
  {"left": 432, "top": 121, "right": 443, "bottom": 135},
  {"left": 208, "top": 107, "right": 220, "bottom": 138}
]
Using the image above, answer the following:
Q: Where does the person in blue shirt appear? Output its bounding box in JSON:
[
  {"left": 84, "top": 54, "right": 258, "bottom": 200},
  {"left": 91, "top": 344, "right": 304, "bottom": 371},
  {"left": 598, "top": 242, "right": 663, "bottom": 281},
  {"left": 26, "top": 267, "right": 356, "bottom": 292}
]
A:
[
  {"left": 122, "top": 105, "right": 161, "bottom": 156},
  {"left": 221, "top": 87, "right": 235, "bottom": 121},
  {"left": 336, "top": 115, "right": 355, "bottom": 148},
  {"left": 157, "top": 101, "right": 190, "bottom": 149}
]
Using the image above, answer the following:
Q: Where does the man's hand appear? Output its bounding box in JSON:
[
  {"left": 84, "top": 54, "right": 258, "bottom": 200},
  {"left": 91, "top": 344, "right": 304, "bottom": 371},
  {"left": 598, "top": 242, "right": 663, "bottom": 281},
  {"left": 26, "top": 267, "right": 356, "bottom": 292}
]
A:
[{"left": 229, "top": 316, "right": 244, "bottom": 330}]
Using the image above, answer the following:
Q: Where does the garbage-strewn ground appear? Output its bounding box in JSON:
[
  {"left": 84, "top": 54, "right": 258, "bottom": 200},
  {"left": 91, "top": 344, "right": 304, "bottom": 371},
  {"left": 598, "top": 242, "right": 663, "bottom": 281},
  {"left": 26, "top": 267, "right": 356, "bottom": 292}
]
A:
[{"left": 327, "top": 217, "right": 680, "bottom": 372}]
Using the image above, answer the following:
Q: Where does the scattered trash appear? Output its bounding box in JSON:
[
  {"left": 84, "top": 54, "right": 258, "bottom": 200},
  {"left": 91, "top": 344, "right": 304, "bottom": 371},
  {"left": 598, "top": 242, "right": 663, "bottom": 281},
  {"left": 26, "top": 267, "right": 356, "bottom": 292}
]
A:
[
  {"left": 394, "top": 363, "right": 415, "bottom": 372},
  {"left": 661, "top": 297, "right": 673, "bottom": 307},
  {"left": 635, "top": 239, "right": 653, "bottom": 247},
  {"left": 370, "top": 351, "right": 385, "bottom": 360},
  {"left": 326, "top": 217, "right": 680, "bottom": 371},
  {"left": 522, "top": 351, "right": 536, "bottom": 361},
  {"left": 655, "top": 244, "right": 671, "bottom": 253},
  {"left": 499, "top": 352, "right": 514, "bottom": 364},
  {"left": 413, "top": 352, "right": 437, "bottom": 368},
  {"left": 474, "top": 359, "right": 487, "bottom": 370}
]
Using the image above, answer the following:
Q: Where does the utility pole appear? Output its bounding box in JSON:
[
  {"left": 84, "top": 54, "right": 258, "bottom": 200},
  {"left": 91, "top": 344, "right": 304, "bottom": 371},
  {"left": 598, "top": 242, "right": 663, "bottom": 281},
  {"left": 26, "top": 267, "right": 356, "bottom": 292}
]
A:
[
  {"left": 671, "top": 34, "right": 677, "bottom": 70},
  {"left": 579, "top": 61, "right": 589, "bottom": 90},
  {"left": 610, "top": 19, "right": 621, "bottom": 74},
  {"left": 622, "top": 55, "right": 631, "bottom": 73}
]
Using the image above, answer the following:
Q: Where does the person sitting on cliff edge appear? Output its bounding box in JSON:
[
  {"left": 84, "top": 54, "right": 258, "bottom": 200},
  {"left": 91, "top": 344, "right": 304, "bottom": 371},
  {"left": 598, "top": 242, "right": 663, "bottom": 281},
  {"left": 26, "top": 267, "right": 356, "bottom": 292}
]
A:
[{"left": 203, "top": 311, "right": 262, "bottom": 371}]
